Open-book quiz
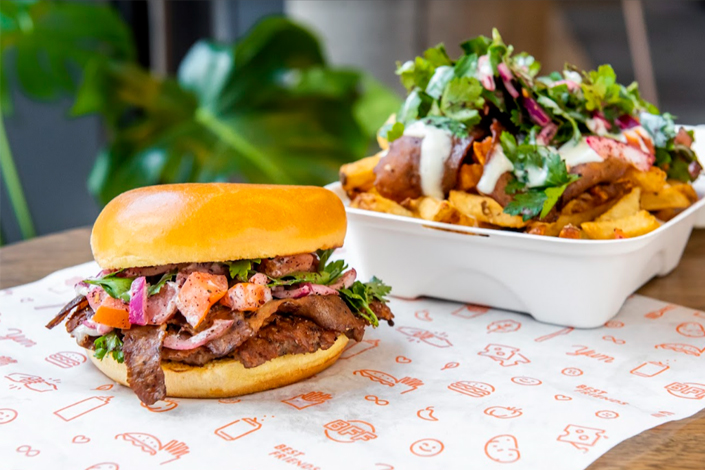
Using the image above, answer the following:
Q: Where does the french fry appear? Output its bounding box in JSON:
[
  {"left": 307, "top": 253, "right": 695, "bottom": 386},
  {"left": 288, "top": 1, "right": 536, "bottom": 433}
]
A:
[
  {"left": 350, "top": 191, "right": 414, "bottom": 217},
  {"left": 597, "top": 187, "right": 641, "bottom": 222},
  {"left": 640, "top": 185, "right": 692, "bottom": 211},
  {"left": 581, "top": 210, "right": 660, "bottom": 239},
  {"left": 472, "top": 136, "right": 492, "bottom": 165},
  {"left": 558, "top": 224, "right": 583, "bottom": 239},
  {"left": 671, "top": 182, "right": 699, "bottom": 203},
  {"left": 449, "top": 191, "right": 527, "bottom": 228},
  {"left": 622, "top": 166, "right": 667, "bottom": 193},
  {"left": 413, "top": 197, "right": 479, "bottom": 227},
  {"left": 339, "top": 154, "right": 381, "bottom": 197},
  {"left": 456, "top": 164, "right": 484, "bottom": 191},
  {"left": 376, "top": 114, "right": 396, "bottom": 150},
  {"left": 535, "top": 200, "right": 615, "bottom": 237}
]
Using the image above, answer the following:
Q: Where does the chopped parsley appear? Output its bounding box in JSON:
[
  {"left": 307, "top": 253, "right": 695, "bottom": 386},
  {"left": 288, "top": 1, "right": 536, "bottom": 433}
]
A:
[
  {"left": 339, "top": 277, "right": 392, "bottom": 327},
  {"left": 94, "top": 331, "right": 124, "bottom": 363},
  {"left": 84, "top": 271, "right": 132, "bottom": 302}
]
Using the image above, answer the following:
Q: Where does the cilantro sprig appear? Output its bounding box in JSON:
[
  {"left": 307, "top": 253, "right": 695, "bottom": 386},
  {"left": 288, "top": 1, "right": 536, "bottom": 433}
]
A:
[
  {"left": 148, "top": 271, "right": 175, "bottom": 296},
  {"left": 339, "top": 277, "right": 392, "bottom": 327},
  {"left": 94, "top": 331, "right": 124, "bottom": 363},
  {"left": 226, "top": 259, "right": 261, "bottom": 282},
  {"left": 500, "top": 132, "right": 580, "bottom": 220},
  {"left": 84, "top": 271, "right": 132, "bottom": 302}
]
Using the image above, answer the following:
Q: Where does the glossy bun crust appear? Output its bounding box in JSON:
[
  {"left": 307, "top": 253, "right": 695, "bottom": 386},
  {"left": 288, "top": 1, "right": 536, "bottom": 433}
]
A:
[
  {"left": 91, "top": 183, "right": 347, "bottom": 269},
  {"left": 87, "top": 335, "right": 348, "bottom": 398}
]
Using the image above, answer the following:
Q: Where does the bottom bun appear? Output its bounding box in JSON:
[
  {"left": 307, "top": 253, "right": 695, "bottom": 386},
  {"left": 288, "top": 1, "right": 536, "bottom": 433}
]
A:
[{"left": 86, "top": 335, "right": 349, "bottom": 398}]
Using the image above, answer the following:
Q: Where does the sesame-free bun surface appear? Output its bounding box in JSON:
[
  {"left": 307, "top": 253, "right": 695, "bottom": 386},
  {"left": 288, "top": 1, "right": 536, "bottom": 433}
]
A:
[
  {"left": 87, "top": 335, "right": 348, "bottom": 398},
  {"left": 91, "top": 183, "right": 347, "bottom": 269}
]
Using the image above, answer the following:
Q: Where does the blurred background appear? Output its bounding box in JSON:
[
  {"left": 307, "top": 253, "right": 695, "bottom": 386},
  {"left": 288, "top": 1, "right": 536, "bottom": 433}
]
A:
[{"left": 2, "top": 0, "right": 705, "bottom": 244}]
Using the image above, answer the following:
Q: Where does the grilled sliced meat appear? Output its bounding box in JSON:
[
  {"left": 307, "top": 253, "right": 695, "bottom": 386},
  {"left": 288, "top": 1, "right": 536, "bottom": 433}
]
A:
[
  {"left": 259, "top": 253, "right": 317, "bottom": 278},
  {"left": 204, "top": 312, "right": 254, "bottom": 356},
  {"left": 123, "top": 325, "right": 167, "bottom": 405},
  {"left": 121, "top": 264, "right": 179, "bottom": 278},
  {"left": 561, "top": 158, "right": 631, "bottom": 204},
  {"left": 236, "top": 316, "right": 338, "bottom": 368},
  {"left": 65, "top": 308, "right": 90, "bottom": 334},
  {"left": 162, "top": 346, "right": 217, "bottom": 366},
  {"left": 46, "top": 295, "right": 88, "bottom": 329},
  {"left": 277, "top": 295, "right": 367, "bottom": 342},
  {"left": 370, "top": 301, "right": 394, "bottom": 325}
]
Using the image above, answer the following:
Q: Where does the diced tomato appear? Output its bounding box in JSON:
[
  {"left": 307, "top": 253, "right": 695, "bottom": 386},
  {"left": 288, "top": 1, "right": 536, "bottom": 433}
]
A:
[
  {"left": 221, "top": 282, "right": 272, "bottom": 312},
  {"left": 176, "top": 272, "right": 228, "bottom": 327},
  {"left": 93, "top": 297, "right": 131, "bottom": 329}
]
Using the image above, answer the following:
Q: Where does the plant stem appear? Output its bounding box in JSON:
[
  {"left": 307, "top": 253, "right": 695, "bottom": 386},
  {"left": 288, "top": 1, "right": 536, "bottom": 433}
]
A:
[
  {"left": 195, "top": 108, "right": 293, "bottom": 184},
  {"left": 0, "top": 116, "right": 36, "bottom": 239}
]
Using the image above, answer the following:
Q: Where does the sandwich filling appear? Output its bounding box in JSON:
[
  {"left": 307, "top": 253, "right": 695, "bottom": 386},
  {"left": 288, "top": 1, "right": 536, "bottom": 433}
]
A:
[{"left": 47, "top": 250, "right": 393, "bottom": 404}]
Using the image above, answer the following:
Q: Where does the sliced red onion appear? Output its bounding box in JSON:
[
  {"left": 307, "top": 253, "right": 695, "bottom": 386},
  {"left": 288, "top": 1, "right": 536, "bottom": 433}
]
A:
[
  {"left": 128, "top": 276, "right": 148, "bottom": 326},
  {"left": 523, "top": 97, "right": 551, "bottom": 126},
  {"left": 616, "top": 114, "right": 639, "bottom": 130},
  {"left": 497, "top": 62, "right": 519, "bottom": 98},
  {"left": 163, "top": 319, "right": 234, "bottom": 350},
  {"left": 477, "top": 55, "right": 496, "bottom": 91},
  {"left": 272, "top": 283, "right": 339, "bottom": 299},
  {"left": 536, "top": 123, "right": 558, "bottom": 146},
  {"left": 585, "top": 136, "right": 654, "bottom": 172},
  {"left": 329, "top": 269, "right": 357, "bottom": 290}
]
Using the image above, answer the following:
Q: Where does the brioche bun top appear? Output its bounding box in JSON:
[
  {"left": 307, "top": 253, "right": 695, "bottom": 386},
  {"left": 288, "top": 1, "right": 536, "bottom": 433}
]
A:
[{"left": 91, "top": 183, "right": 346, "bottom": 269}]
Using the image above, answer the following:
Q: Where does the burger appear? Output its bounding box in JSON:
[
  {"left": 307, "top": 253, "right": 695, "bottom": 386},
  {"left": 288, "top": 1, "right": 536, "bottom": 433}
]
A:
[{"left": 47, "top": 183, "right": 394, "bottom": 404}]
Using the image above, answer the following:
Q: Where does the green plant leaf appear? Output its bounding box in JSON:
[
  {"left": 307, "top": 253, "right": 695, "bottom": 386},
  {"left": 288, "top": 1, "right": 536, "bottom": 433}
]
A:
[
  {"left": 83, "top": 18, "right": 399, "bottom": 205},
  {"left": 0, "top": 0, "right": 134, "bottom": 110}
]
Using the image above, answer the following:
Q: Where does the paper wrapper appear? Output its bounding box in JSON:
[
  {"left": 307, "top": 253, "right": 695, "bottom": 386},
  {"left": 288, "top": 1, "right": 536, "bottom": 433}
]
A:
[{"left": 2, "top": 262, "right": 705, "bottom": 470}]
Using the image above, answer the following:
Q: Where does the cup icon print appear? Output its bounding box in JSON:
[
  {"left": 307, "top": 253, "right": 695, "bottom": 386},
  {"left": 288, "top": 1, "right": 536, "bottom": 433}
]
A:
[
  {"left": 215, "top": 418, "right": 262, "bottom": 441},
  {"left": 54, "top": 396, "right": 113, "bottom": 422},
  {"left": 630, "top": 361, "right": 669, "bottom": 377}
]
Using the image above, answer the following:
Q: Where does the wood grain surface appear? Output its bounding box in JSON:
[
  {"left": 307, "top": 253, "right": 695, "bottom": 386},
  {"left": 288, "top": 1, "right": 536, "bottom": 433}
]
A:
[{"left": 1, "top": 226, "right": 703, "bottom": 469}]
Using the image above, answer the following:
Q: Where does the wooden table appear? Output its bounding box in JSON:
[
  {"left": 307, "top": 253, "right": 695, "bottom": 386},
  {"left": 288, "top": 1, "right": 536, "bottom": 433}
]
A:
[{"left": 1, "top": 227, "right": 704, "bottom": 469}]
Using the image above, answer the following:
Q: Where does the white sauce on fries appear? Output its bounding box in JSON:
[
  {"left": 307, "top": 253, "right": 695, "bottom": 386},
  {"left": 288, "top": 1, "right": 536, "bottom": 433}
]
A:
[
  {"left": 477, "top": 144, "right": 514, "bottom": 194},
  {"left": 558, "top": 138, "right": 603, "bottom": 168},
  {"left": 404, "top": 121, "right": 453, "bottom": 199}
]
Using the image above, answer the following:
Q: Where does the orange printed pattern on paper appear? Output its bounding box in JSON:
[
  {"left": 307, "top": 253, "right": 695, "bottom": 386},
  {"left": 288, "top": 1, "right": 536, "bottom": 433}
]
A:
[
  {"left": 557, "top": 425, "right": 606, "bottom": 452},
  {"left": 116, "top": 432, "right": 189, "bottom": 464},
  {"left": 324, "top": 419, "right": 377, "bottom": 443},
  {"left": 479, "top": 344, "right": 530, "bottom": 367}
]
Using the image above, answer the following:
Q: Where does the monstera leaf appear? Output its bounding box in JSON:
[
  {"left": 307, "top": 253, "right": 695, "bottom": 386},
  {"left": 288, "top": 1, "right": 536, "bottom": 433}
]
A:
[
  {"left": 0, "top": 0, "right": 133, "bottom": 113},
  {"left": 81, "top": 18, "right": 400, "bottom": 205}
]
